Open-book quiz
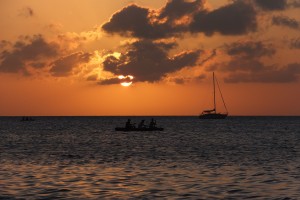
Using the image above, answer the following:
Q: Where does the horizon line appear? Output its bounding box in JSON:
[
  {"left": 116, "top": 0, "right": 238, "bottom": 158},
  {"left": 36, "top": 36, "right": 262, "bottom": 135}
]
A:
[{"left": 1, "top": 115, "right": 300, "bottom": 117}]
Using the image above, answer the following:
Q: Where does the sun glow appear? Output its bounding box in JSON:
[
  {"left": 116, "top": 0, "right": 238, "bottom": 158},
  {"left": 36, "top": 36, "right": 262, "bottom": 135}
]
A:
[
  {"left": 112, "top": 52, "right": 121, "bottom": 59},
  {"left": 121, "top": 82, "right": 132, "bottom": 87},
  {"left": 118, "top": 75, "right": 134, "bottom": 87}
]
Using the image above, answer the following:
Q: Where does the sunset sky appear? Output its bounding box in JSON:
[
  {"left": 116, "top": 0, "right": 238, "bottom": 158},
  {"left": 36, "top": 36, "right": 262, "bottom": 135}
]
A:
[{"left": 0, "top": 0, "right": 300, "bottom": 116}]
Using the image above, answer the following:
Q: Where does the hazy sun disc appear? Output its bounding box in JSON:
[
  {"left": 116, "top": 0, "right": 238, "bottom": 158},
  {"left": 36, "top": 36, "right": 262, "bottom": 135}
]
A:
[
  {"left": 118, "top": 75, "right": 134, "bottom": 87},
  {"left": 121, "top": 82, "right": 133, "bottom": 87}
]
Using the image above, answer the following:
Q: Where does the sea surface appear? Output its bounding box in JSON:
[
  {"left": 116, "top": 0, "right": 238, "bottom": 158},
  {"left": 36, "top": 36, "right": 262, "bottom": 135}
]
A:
[{"left": 0, "top": 116, "right": 299, "bottom": 199}]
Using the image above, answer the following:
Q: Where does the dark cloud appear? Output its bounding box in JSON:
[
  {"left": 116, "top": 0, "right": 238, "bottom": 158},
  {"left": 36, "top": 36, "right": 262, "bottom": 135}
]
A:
[
  {"left": 50, "top": 52, "right": 92, "bottom": 77},
  {"left": 190, "top": 1, "right": 257, "bottom": 36},
  {"left": 102, "top": 4, "right": 181, "bottom": 39},
  {"left": 290, "top": 38, "right": 300, "bottom": 49},
  {"left": 254, "top": 0, "right": 288, "bottom": 11},
  {"left": 218, "top": 40, "right": 275, "bottom": 75},
  {"left": 173, "top": 78, "right": 185, "bottom": 84},
  {"left": 102, "top": 0, "right": 257, "bottom": 39},
  {"left": 87, "top": 74, "right": 98, "bottom": 81},
  {"left": 224, "top": 41, "right": 276, "bottom": 59},
  {"left": 218, "top": 41, "right": 270, "bottom": 72},
  {"left": 159, "top": 0, "right": 204, "bottom": 21},
  {"left": 272, "top": 15, "right": 300, "bottom": 29},
  {"left": 210, "top": 43, "right": 267, "bottom": 72},
  {"left": 197, "top": 49, "right": 217, "bottom": 66},
  {"left": 213, "top": 40, "right": 300, "bottom": 83},
  {"left": 217, "top": 58, "right": 265, "bottom": 73},
  {"left": 102, "top": 1, "right": 206, "bottom": 39},
  {"left": 0, "top": 35, "right": 59, "bottom": 74},
  {"left": 31, "top": 62, "right": 47, "bottom": 68},
  {"left": 171, "top": 73, "right": 206, "bottom": 84},
  {"left": 0, "top": 40, "right": 11, "bottom": 49},
  {"left": 224, "top": 63, "right": 300, "bottom": 83},
  {"left": 102, "top": 5, "right": 149, "bottom": 37},
  {"left": 19, "top": 7, "right": 34, "bottom": 18},
  {"left": 290, "top": 0, "right": 300, "bottom": 8},
  {"left": 196, "top": 74, "right": 206, "bottom": 80},
  {"left": 0, "top": 34, "right": 96, "bottom": 77},
  {"left": 101, "top": 40, "right": 201, "bottom": 84},
  {"left": 98, "top": 77, "right": 122, "bottom": 85},
  {"left": 211, "top": 55, "right": 300, "bottom": 83}
]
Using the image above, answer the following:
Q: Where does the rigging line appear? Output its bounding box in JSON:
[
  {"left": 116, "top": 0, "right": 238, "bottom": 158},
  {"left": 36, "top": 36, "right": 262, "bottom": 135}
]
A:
[
  {"left": 213, "top": 72, "right": 216, "bottom": 112},
  {"left": 215, "top": 76, "right": 228, "bottom": 113}
]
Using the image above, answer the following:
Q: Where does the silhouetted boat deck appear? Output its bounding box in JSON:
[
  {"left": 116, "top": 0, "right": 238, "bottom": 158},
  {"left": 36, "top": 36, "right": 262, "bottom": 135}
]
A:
[
  {"left": 21, "top": 117, "right": 35, "bottom": 121},
  {"left": 115, "top": 127, "right": 164, "bottom": 132},
  {"left": 198, "top": 113, "right": 227, "bottom": 119}
]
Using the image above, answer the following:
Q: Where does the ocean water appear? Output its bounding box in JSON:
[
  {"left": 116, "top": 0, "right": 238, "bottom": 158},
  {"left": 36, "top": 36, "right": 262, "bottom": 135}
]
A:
[{"left": 0, "top": 116, "right": 299, "bottom": 199}]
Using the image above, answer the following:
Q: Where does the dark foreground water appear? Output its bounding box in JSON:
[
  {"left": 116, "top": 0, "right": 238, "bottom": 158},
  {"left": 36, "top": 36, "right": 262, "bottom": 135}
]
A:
[{"left": 0, "top": 116, "right": 299, "bottom": 199}]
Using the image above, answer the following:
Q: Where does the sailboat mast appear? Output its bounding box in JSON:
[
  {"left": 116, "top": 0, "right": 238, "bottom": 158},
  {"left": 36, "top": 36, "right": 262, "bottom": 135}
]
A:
[{"left": 213, "top": 72, "right": 216, "bottom": 113}]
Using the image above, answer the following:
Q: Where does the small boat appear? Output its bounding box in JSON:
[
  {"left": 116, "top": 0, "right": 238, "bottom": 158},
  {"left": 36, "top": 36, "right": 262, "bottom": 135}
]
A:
[
  {"left": 116, "top": 119, "right": 164, "bottom": 131},
  {"left": 115, "top": 127, "right": 164, "bottom": 132},
  {"left": 199, "top": 72, "right": 228, "bottom": 119}
]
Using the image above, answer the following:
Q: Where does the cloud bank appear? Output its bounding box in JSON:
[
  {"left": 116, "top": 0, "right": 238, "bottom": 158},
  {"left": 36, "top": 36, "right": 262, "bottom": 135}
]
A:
[
  {"left": 99, "top": 40, "right": 201, "bottom": 84},
  {"left": 254, "top": 0, "right": 288, "bottom": 11},
  {"left": 211, "top": 40, "right": 300, "bottom": 83},
  {"left": 50, "top": 52, "right": 92, "bottom": 77},
  {"left": 0, "top": 35, "right": 59, "bottom": 74},
  {"left": 0, "top": 34, "right": 93, "bottom": 77},
  {"left": 272, "top": 15, "right": 300, "bottom": 30},
  {"left": 1, "top": 0, "right": 300, "bottom": 84},
  {"left": 102, "top": 0, "right": 259, "bottom": 39},
  {"left": 190, "top": 1, "right": 257, "bottom": 36}
]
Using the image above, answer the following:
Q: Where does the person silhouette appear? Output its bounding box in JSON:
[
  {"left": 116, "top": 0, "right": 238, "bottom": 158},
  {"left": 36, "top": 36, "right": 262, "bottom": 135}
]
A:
[
  {"left": 138, "top": 120, "right": 145, "bottom": 128},
  {"left": 125, "top": 119, "right": 132, "bottom": 128},
  {"left": 149, "top": 118, "right": 156, "bottom": 128}
]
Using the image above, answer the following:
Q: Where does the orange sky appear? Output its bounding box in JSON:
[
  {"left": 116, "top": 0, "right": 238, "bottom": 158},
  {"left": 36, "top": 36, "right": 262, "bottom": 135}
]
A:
[{"left": 0, "top": 0, "right": 300, "bottom": 116}]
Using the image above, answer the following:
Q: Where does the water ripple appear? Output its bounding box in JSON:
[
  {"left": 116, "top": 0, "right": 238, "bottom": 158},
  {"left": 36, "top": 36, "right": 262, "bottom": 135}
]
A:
[{"left": 0, "top": 116, "right": 299, "bottom": 199}]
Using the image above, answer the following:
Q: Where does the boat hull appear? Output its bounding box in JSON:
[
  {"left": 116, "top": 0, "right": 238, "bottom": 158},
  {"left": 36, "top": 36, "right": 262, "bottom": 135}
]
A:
[
  {"left": 115, "top": 127, "right": 164, "bottom": 132},
  {"left": 199, "top": 113, "right": 228, "bottom": 119}
]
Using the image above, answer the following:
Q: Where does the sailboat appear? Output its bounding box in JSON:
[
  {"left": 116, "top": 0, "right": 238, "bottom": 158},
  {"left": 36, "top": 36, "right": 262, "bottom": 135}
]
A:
[{"left": 199, "top": 72, "right": 228, "bottom": 119}]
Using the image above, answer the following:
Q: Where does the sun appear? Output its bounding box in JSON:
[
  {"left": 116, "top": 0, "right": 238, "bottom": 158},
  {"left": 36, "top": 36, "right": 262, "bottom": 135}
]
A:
[
  {"left": 121, "top": 82, "right": 132, "bottom": 87},
  {"left": 118, "top": 75, "right": 134, "bottom": 87}
]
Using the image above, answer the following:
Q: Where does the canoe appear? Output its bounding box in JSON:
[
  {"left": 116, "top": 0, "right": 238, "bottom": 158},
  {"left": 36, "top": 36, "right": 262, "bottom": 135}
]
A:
[{"left": 115, "top": 127, "right": 164, "bottom": 132}]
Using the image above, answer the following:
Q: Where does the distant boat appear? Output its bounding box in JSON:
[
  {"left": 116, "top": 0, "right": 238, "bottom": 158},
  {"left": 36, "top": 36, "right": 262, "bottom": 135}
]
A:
[{"left": 199, "top": 72, "right": 228, "bottom": 119}]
